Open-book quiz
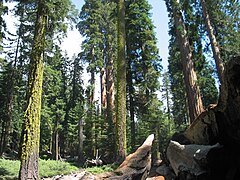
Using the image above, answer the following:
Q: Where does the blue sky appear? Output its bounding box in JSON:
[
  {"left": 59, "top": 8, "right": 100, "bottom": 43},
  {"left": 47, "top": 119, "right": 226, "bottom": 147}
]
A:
[{"left": 62, "top": 0, "right": 170, "bottom": 70}]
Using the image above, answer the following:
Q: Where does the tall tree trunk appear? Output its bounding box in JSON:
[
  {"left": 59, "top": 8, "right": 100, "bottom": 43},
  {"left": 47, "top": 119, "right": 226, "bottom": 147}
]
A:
[
  {"left": 90, "top": 48, "right": 96, "bottom": 157},
  {"left": 201, "top": 0, "right": 224, "bottom": 86},
  {"left": 78, "top": 118, "right": 84, "bottom": 165},
  {"left": 0, "top": 34, "right": 19, "bottom": 155},
  {"left": 100, "top": 67, "right": 107, "bottom": 120},
  {"left": 106, "top": 46, "right": 116, "bottom": 161},
  {"left": 18, "top": 0, "right": 46, "bottom": 179},
  {"left": 172, "top": 0, "right": 204, "bottom": 123},
  {"left": 52, "top": 119, "right": 59, "bottom": 160},
  {"left": 127, "top": 57, "right": 135, "bottom": 152},
  {"left": 116, "top": 0, "right": 127, "bottom": 162}
]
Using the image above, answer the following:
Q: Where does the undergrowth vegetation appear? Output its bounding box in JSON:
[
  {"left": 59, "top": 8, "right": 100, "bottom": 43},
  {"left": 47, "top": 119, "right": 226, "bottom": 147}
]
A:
[{"left": 0, "top": 159, "right": 114, "bottom": 179}]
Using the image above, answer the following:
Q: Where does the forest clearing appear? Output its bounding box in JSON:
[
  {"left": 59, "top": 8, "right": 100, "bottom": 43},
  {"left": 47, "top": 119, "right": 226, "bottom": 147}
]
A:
[{"left": 0, "top": 0, "right": 239, "bottom": 179}]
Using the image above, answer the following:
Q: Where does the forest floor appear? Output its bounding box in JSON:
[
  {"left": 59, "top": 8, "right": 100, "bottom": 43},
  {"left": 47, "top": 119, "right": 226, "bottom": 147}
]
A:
[
  {"left": 42, "top": 170, "right": 89, "bottom": 180},
  {"left": 41, "top": 165, "right": 160, "bottom": 180}
]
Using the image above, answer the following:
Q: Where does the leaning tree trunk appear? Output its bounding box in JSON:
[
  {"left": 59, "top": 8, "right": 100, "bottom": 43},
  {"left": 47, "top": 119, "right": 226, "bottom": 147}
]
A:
[
  {"left": 18, "top": 0, "right": 46, "bottom": 179},
  {"left": 172, "top": 0, "right": 204, "bottom": 123}
]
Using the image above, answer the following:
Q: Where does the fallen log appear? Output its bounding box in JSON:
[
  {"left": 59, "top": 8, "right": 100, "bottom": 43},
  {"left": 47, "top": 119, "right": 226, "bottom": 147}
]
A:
[
  {"left": 96, "top": 134, "right": 154, "bottom": 179},
  {"left": 167, "top": 141, "right": 221, "bottom": 178},
  {"left": 155, "top": 164, "right": 175, "bottom": 180},
  {"left": 47, "top": 134, "right": 155, "bottom": 180}
]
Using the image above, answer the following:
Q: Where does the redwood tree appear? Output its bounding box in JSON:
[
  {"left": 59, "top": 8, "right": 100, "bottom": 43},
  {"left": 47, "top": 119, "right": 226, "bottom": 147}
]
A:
[{"left": 167, "top": 0, "right": 204, "bottom": 123}]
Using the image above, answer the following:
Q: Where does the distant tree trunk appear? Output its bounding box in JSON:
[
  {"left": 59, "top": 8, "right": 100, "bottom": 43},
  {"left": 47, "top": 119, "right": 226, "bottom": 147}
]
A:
[
  {"left": 0, "top": 35, "right": 19, "bottom": 156},
  {"left": 106, "top": 46, "right": 116, "bottom": 161},
  {"left": 0, "top": 39, "right": 19, "bottom": 155},
  {"left": 172, "top": 0, "right": 204, "bottom": 123},
  {"left": 19, "top": 0, "right": 46, "bottom": 179},
  {"left": 100, "top": 67, "right": 107, "bottom": 119},
  {"left": 201, "top": 0, "right": 224, "bottom": 86},
  {"left": 152, "top": 123, "right": 161, "bottom": 163},
  {"left": 78, "top": 118, "right": 84, "bottom": 165},
  {"left": 116, "top": 0, "right": 127, "bottom": 162},
  {"left": 0, "top": 72, "right": 13, "bottom": 155},
  {"left": 52, "top": 119, "right": 59, "bottom": 160},
  {"left": 127, "top": 56, "right": 136, "bottom": 152},
  {"left": 90, "top": 48, "right": 96, "bottom": 157}
]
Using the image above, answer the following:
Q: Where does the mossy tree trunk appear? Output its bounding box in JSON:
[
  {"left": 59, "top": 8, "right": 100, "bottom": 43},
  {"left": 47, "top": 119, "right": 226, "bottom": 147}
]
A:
[
  {"left": 18, "top": 0, "right": 46, "bottom": 179},
  {"left": 116, "top": 0, "right": 127, "bottom": 162}
]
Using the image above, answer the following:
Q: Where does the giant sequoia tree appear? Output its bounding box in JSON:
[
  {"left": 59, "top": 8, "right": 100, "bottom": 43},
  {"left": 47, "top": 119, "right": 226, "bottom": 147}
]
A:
[{"left": 166, "top": 0, "right": 204, "bottom": 123}]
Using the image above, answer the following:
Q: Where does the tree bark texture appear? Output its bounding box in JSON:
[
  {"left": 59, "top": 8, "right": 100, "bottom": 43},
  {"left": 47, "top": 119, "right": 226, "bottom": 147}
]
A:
[
  {"left": 106, "top": 57, "right": 116, "bottom": 162},
  {"left": 172, "top": 0, "right": 204, "bottom": 123},
  {"left": 116, "top": 0, "right": 127, "bottom": 162},
  {"left": 19, "top": 0, "right": 46, "bottom": 179},
  {"left": 167, "top": 141, "right": 221, "bottom": 177},
  {"left": 100, "top": 67, "right": 107, "bottom": 119},
  {"left": 89, "top": 47, "right": 96, "bottom": 157}
]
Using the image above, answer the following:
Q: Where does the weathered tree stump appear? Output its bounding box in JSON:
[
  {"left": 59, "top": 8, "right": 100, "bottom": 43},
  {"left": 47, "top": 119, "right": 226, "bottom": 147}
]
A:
[
  {"left": 167, "top": 141, "right": 222, "bottom": 178},
  {"left": 167, "top": 57, "right": 240, "bottom": 179}
]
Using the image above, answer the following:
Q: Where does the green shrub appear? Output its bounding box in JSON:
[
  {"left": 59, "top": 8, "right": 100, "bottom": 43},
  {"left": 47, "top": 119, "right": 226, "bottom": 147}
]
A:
[
  {"left": 0, "top": 159, "right": 19, "bottom": 180},
  {"left": 39, "top": 159, "right": 79, "bottom": 178},
  {"left": 86, "top": 165, "right": 114, "bottom": 174}
]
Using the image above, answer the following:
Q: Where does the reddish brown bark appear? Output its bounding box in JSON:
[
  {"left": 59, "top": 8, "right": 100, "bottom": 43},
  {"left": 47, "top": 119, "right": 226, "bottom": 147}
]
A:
[{"left": 172, "top": 0, "right": 204, "bottom": 123}]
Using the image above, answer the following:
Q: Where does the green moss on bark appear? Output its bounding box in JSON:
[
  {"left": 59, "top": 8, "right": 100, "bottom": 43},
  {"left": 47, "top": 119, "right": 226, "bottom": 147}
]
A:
[
  {"left": 19, "top": 1, "right": 46, "bottom": 179},
  {"left": 116, "top": 0, "right": 127, "bottom": 162}
]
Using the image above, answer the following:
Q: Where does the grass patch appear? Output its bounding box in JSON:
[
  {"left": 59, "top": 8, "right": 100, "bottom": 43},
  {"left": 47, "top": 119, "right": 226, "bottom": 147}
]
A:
[
  {"left": 0, "top": 159, "right": 79, "bottom": 179},
  {"left": 0, "top": 158, "right": 116, "bottom": 179},
  {"left": 39, "top": 159, "right": 79, "bottom": 178},
  {"left": 86, "top": 164, "right": 114, "bottom": 174},
  {"left": 0, "top": 159, "right": 19, "bottom": 180}
]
